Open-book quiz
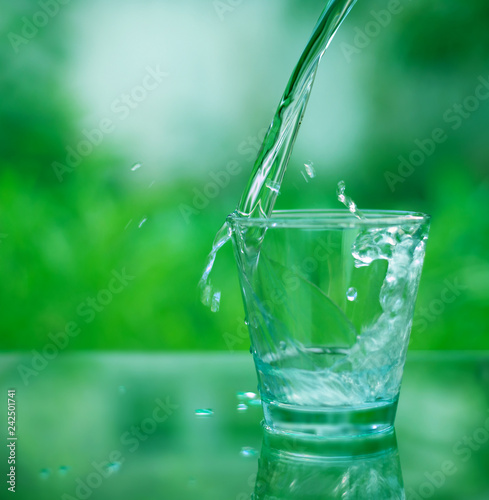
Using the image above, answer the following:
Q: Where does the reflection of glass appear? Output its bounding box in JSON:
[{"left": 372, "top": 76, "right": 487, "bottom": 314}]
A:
[
  {"left": 254, "top": 426, "right": 405, "bottom": 499},
  {"left": 228, "top": 210, "right": 430, "bottom": 436}
]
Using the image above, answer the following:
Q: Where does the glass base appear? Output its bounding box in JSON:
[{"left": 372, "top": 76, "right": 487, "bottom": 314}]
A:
[{"left": 262, "top": 399, "right": 398, "bottom": 437}]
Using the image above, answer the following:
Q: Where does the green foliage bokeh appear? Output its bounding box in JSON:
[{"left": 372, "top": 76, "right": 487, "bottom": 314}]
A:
[{"left": 1, "top": 0, "right": 488, "bottom": 351}]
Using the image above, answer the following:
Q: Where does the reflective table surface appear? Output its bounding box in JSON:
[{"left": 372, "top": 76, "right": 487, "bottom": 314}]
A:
[{"left": 1, "top": 352, "right": 488, "bottom": 499}]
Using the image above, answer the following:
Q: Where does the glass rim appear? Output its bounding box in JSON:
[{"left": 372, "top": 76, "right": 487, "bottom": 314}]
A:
[{"left": 227, "top": 209, "right": 431, "bottom": 228}]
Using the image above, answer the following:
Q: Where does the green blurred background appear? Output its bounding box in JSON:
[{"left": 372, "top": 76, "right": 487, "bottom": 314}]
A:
[{"left": 2, "top": 0, "right": 488, "bottom": 352}]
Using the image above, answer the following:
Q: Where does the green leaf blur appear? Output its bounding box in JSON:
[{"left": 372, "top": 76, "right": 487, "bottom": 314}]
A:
[{"left": 1, "top": 0, "right": 488, "bottom": 351}]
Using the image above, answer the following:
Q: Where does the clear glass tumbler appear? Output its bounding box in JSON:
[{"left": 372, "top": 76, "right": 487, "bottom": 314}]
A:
[{"left": 227, "top": 209, "right": 430, "bottom": 436}]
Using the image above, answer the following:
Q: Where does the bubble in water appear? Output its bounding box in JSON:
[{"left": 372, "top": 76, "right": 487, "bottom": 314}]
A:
[
  {"left": 237, "top": 403, "right": 248, "bottom": 412},
  {"left": 124, "top": 219, "right": 133, "bottom": 231},
  {"left": 240, "top": 447, "right": 258, "bottom": 458},
  {"left": 148, "top": 180, "right": 155, "bottom": 188},
  {"left": 40, "top": 469, "right": 50, "bottom": 479},
  {"left": 118, "top": 385, "right": 127, "bottom": 395},
  {"left": 138, "top": 217, "right": 148, "bottom": 228},
  {"left": 58, "top": 466, "right": 70, "bottom": 476},
  {"left": 211, "top": 291, "right": 221, "bottom": 313},
  {"left": 279, "top": 341, "right": 287, "bottom": 351},
  {"left": 195, "top": 409, "right": 214, "bottom": 417},
  {"left": 265, "top": 180, "right": 281, "bottom": 194},
  {"left": 131, "top": 162, "right": 142, "bottom": 171},
  {"left": 346, "top": 287, "right": 358, "bottom": 302},
  {"left": 106, "top": 462, "right": 121, "bottom": 475},
  {"left": 249, "top": 399, "right": 262, "bottom": 406}
]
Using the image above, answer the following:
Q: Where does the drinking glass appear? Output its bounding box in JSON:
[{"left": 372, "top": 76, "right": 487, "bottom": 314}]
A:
[{"left": 227, "top": 209, "right": 430, "bottom": 436}]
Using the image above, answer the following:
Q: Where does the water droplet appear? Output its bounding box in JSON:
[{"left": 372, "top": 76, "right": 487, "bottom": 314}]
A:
[
  {"left": 124, "top": 219, "right": 133, "bottom": 231},
  {"left": 131, "top": 162, "right": 142, "bottom": 171},
  {"left": 305, "top": 162, "right": 316, "bottom": 176},
  {"left": 211, "top": 291, "right": 221, "bottom": 313},
  {"left": 237, "top": 403, "right": 248, "bottom": 412},
  {"left": 337, "top": 181, "right": 364, "bottom": 219},
  {"left": 195, "top": 409, "right": 214, "bottom": 417},
  {"left": 302, "top": 162, "right": 316, "bottom": 182},
  {"left": 118, "top": 385, "right": 126, "bottom": 395},
  {"left": 58, "top": 466, "right": 70, "bottom": 476},
  {"left": 279, "top": 341, "right": 287, "bottom": 351},
  {"left": 265, "top": 180, "right": 281, "bottom": 194},
  {"left": 138, "top": 217, "right": 148, "bottom": 228},
  {"left": 240, "top": 447, "right": 258, "bottom": 458},
  {"left": 237, "top": 391, "right": 257, "bottom": 400},
  {"left": 347, "top": 287, "right": 358, "bottom": 302},
  {"left": 106, "top": 462, "right": 121, "bottom": 475},
  {"left": 337, "top": 180, "right": 346, "bottom": 199},
  {"left": 40, "top": 469, "right": 50, "bottom": 479}
]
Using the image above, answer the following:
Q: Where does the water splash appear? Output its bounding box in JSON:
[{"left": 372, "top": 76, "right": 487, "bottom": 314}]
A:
[
  {"left": 198, "top": 223, "right": 232, "bottom": 311},
  {"left": 210, "top": 291, "right": 221, "bottom": 313},
  {"left": 337, "top": 180, "right": 364, "bottom": 219},
  {"left": 253, "top": 221, "right": 429, "bottom": 407}
]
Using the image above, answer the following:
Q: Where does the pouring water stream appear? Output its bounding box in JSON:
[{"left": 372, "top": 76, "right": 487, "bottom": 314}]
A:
[{"left": 200, "top": 0, "right": 360, "bottom": 309}]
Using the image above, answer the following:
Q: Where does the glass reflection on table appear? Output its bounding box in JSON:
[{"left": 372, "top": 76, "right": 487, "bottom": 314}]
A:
[{"left": 254, "top": 426, "right": 404, "bottom": 499}]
